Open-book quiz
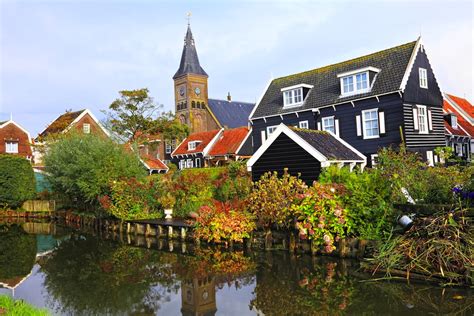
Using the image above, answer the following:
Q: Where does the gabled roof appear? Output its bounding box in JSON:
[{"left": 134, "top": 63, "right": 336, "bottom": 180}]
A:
[
  {"left": 444, "top": 94, "right": 474, "bottom": 137},
  {"left": 171, "top": 129, "right": 221, "bottom": 156},
  {"left": 251, "top": 39, "right": 419, "bottom": 119},
  {"left": 207, "top": 99, "right": 254, "bottom": 129},
  {"left": 37, "top": 109, "right": 110, "bottom": 139},
  {"left": 0, "top": 120, "right": 32, "bottom": 140},
  {"left": 141, "top": 155, "right": 168, "bottom": 172},
  {"left": 173, "top": 25, "right": 208, "bottom": 79},
  {"left": 247, "top": 124, "right": 366, "bottom": 170},
  {"left": 208, "top": 127, "right": 250, "bottom": 157}
]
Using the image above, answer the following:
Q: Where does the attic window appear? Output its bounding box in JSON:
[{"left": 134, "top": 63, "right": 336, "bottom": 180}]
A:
[
  {"left": 281, "top": 84, "right": 313, "bottom": 108},
  {"left": 188, "top": 141, "right": 200, "bottom": 150},
  {"left": 452, "top": 115, "right": 458, "bottom": 129},
  {"left": 5, "top": 141, "right": 18, "bottom": 153},
  {"left": 83, "top": 123, "right": 90, "bottom": 134},
  {"left": 419, "top": 68, "right": 428, "bottom": 89},
  {"left": 338, "top": 66, "right": 380, "bottom": 97}
]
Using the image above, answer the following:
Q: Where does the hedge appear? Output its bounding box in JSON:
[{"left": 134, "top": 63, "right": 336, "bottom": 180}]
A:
[{"left": 0, "top": 155, "right": 36, "bottom": 208}]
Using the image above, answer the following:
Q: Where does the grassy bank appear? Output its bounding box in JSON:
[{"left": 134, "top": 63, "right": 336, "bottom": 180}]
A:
[{"left": 0, "top": 295, "right": 49, "bottom": 316}]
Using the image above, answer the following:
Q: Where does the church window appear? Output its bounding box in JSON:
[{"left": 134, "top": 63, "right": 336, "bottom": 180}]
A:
[{"left": 192, "top": 101, "right": 196, "bottom": 108}]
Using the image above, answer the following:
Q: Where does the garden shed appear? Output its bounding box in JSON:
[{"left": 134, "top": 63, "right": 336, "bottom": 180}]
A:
[{"left": 247, "top": 124, "right": 367, "bottom": 184}]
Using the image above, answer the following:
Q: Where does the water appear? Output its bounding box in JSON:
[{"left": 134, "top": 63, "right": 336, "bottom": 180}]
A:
[{"left": 0, "top": 222, "right": 472, "bottom": 315}]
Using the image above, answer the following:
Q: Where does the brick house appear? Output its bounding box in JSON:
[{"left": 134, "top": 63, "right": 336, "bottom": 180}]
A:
[{"left": 0, "top": 120, "right": 33, "bottom": 161}]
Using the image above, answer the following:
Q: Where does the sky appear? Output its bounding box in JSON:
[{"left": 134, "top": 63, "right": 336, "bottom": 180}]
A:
[{"left": 1, "top": 0, "right": 472, "bottom": 136}]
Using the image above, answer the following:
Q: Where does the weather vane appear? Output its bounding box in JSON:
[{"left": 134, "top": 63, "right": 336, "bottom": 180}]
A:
[{"left": 186, "top": 12, "right": 192, "bottom": 26}]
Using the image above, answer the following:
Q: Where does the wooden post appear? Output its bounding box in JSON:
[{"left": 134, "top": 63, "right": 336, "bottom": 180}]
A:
[
  {"left": 146, "top": 224, "right": 151, "bottom": 236},
  {"left": 126, "top": 222, "right": 131, "bottom": 235},
  {"left": 146, "top": 237, "right": 152, "bottom": 249},
  {"left": 181, "top": 243, "right": 186, "bottom": 253},
  {"left": 289, "top": 232, "right": 296, "bottom": 253},
  {"left": 158, "top": 239, "right": 164, "bottom": 250},
  {"left": 168, "top": 226, "right": 173, "bottom": 239},
  {"left": 180, "top": 227, "right": 186, "bottom": 241},
  {"left": 158, "top": 225, "right": 163, "bottom": 237},
  {"left": 169, "top": 240, "right": 174, "bottom": 252}
]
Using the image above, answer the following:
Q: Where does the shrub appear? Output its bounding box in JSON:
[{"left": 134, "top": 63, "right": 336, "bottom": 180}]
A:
[
  {"left": 291, "top": 183, "right": 348, "bottom": 253},
  {"left": 44, "top": 132, "right": 145, "bottom": 208},
  {"left": 0, "top": 155, "right": 36, "bottom": 208},
  {"left": 213, "top": 162, "right": 252, "bottom": 202},
  {"left": 100, "top": 178, "right": 163, "bottom": 220},
  {"left": 0, "top": 295, "right": 49, "bottom": 316},
  {"left": 246, "top": 170, "right": 307, "bottom": 230},
  {"left": 194, "top": 200, "right": 256, "bottom": 243},
  {"left": 319, "top": 166, "right": 394, "bottom": 240}
]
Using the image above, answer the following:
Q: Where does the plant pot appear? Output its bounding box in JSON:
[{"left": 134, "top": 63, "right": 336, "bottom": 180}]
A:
[{"left": 164, "top": 209, "right": 173, "bottom": 220}]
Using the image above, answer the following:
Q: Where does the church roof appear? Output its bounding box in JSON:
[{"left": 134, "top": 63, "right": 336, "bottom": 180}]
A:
[
  {"left": 208, "top": 99, "right": 254, "bottom": 129},
  {"left": 173, "top": 25, "right": 208, "bottom": 79}
]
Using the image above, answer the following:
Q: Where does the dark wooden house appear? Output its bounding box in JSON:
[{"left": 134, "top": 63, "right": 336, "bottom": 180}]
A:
[
  {"left": 249, "top": 37, "right": 445, "bottom": 168},
  {"left": 247, "top": 124, "right": 366, "bottom": 184}
]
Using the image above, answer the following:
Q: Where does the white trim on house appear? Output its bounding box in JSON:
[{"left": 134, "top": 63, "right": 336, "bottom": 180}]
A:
[
  {"left": 202, "top": 129, "right": 224, "bottom": 157},
  {"left": 247, "top": 123, "right": 366, "bottom": 171},
  {"left": 361, "top": 108, "right": 380, "bottom": 139},
  {"left": 235, "top": 128, "right": 252, "bottom": 155},
  {"left": 399, "top": 36, "right": 422, "bottom": 92},
  {"left": 249, "top": 77, "right": 274, "bottom": 120},
  {"left": 281, "top": 83, "right": 314, "bottom": 92},
  {"left": 444, "top": 93, "right": 474, "bottom": 126},
  {"left": 0, "top": 120, "right": 32, "bottom": 142},
  {"left": 336, "top": 66, "right": 381, "bottom": 78},
  {"left": 64, "top": 109, "right": 111, "bottom": 137},
  {"left": 266, "top": 125, "right": 279, "bottom": 136}
]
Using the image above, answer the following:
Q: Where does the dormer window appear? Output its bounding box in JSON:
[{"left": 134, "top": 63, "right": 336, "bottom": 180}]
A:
[
  {"left": 338, "top": 66, "right": 380, "bottom": 97},
  {"left": 452, "top": 115, "right": 458, "bottom": 129},
  {"left": 281, "top": 84, "right": 313, "bottom": 108},
  {"left": 188, "top": 141, "right": 200, "bottom": 150}
]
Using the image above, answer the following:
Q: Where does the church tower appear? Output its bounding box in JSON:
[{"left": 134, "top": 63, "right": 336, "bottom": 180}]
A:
[{"left": 173, "top": 24, "right": 220, "bottom": 133}]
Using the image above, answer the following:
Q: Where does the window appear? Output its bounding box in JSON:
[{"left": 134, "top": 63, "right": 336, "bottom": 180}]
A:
[
  {"left": 341, "top": 72, "right": 370, "bottom": 96},
  {"left": 298, "top": 121, "right": 309, "bottom": 129},
  {"left": 417, "top": 105, "right": 428, "bottom": 134},
  {"left": 165, "top": 143, "right": 172, "bottom": 154},
  {"left": 5, "top": 141, "right": 18, "bottom": 153},
  {"left": 196, "top": 158, "right": 201, "bottom": 168},
  {"left": 452, "top": 115, "right": 458, "bottom": 129},
  {"left": 188, "top": 141, "right": 200, "bottom": 150},
  {"left": 83, "top": 123, "right": 90, "bottom": 134},
  {"left": 186, "top": 159, "right": 193, "bottom": 168},
  {"left": 362, "top": 109, "right": 379, "bottom": 139},
  {"left": 321, "top": 117, "right": 335, "bottom": 134},
  {"left": 283, "top": 88, "right": 303, "bottom": 107},
  {"left": 179, "top": 160, "right": 185, "bottom": 170},
  {"left": 266, "top": 125, "right": 278, "bottom": 135},
  {"left": 419, "top": 68, "right": 428, "bottom": 89}
]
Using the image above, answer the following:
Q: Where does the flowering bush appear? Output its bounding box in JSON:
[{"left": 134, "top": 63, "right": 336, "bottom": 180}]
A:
[
  {"left": 291, "top": 183, "right": 348, "bottom": 253},
  {"left": 194, "top": 200, "right": 256, "bottom": 243},
  {"left": 246, "top": 170, "right": 307, "bottom": 230},
  {"left": 99, "top": 178, "right": 163, "bottom": 220}
]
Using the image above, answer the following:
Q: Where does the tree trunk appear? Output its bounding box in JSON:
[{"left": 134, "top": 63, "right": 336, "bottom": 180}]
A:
[{"left": 264, "top": 229, "right": 272, "bottom": 250}]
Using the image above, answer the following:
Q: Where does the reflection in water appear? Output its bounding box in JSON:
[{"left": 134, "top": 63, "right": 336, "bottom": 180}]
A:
[{"left": 0, "top": 222, "right": 472, "bottom": 315}]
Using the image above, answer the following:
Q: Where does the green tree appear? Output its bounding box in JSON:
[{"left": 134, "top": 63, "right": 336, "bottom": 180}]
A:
[
  {"left": 102, "top": 88, "right": 189, "bottom": 143},
  {"left": 44, "top": 132, "right": 146, "bottom": 209},
  {"left": 0, "top": 155, "right": 36, "bottom": 208}
]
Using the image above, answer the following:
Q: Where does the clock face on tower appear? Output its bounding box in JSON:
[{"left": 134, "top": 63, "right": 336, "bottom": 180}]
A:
[{"left": 194, "top": 87, "right": 201, "bottom": 96}]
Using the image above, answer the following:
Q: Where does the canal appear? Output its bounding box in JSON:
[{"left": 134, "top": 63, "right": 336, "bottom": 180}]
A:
[{"left": 0, "top": 222, "right": 472, "bottom": 315}]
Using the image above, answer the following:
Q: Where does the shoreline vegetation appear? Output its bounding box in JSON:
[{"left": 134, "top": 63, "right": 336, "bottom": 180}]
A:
[
  {"left": 0, "top": 295, "right": 50, "bottom": 316},
  {"left": 1, "top": 134, "right": 473, "bottom": 287}
]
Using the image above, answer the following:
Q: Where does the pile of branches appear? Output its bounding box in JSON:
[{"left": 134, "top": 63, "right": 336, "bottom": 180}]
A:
[{"left": 371, "top": 210, "right": 473, "bottom": 286}]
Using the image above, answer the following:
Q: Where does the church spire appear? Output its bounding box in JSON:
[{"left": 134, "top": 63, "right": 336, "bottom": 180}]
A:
[{"left": 173, "top": 23, "right": 208, "bottom": 79}]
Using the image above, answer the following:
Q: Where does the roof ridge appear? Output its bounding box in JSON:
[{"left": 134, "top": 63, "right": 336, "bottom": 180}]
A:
[
  {"left": 208, "top": 98, "right": 254, "bottom": 105},
  {"left": 274, "top": 40, "right": 417, "bottom": 82}
]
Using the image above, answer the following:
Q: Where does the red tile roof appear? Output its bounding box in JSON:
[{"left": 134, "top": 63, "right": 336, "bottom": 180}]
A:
[
  {"left": 444, "top": 121, "right": 468, "bottom": 136},
  {"left": 444, "top": 96, "right": 474, "bottom": 137},
  {"left": 447, "top": 94, "right": 473, "bottom": 117},
  {"left": 142, "top": 155, "right": 168, "bottom": 171},
  {"left": 208, "top": 127, "right": 250, "bottom": 156},
  {"left": 172, "top": 129, "right": 221, "bottom": 156}
]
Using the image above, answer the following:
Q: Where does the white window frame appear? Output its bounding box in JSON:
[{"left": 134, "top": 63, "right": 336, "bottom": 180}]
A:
[
  {"left": 361, "top": 109, "right": 380, "bottom": 139},
  {"left": 417, "top": 105, "right": 428, "bottom": 134},
  {"left": 339, "top": 71, "right": 370, "bottom": 96},
  {"left": 452, "top": 115, "right": 458, "bottom": 129},
  {"left": 5, "top": 141, "right": 18, "bottom": 153},
  {"left": 321, "top": 116, "right": 335, "bottom": 134},
  {"left": 188, "top": 141, "right": 200, "bottom": 150},
  {"left": 371, "top": 154, "right": 379, "bottom": 167},
  {"left": 419, "top": 68, "right": 428, "bottom": 89},
  {"left": 266, "top": 125, "right": 278, "bottom": 136},
  {"left": 165, "top": 143, "right": 172, "bottom": 154},
  {"left": 298, "top": 121, "right": 309, "bottom": 129},
  {"left": 186, "top": 159, "right": 193, "bottom": 168},
  {"left": 83, "top": 123, "right": 91, "bottom": 134},
  {"left": 283, "top": 88, "right": 303, "bottom": 107},
  {"left": 179, "top": 160, "right": 185, "bottom": 170}
]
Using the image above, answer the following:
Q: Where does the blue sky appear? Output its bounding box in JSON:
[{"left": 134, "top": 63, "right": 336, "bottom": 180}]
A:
[{"left": 1, "top": 0, "right": 472, "bottom": 136}]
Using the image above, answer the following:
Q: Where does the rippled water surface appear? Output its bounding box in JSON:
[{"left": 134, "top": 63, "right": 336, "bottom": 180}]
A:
[{"left": 0, "top": 222, "right": 472, "bottom": 315}]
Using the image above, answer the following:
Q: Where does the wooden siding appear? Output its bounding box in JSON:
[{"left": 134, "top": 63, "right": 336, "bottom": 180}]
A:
[
  {"left": 403, "top": 47, "right": 443, "bottom": 107},
  {"left": 315, "top": 94, "right": 404, "bottom": 158},
  {"left": 251, "top": 133, "right": 321, "bottom": 185},
  {"left": 402, "top": 104, "right": 445, "bottom": 148},
  {"left": 251, "top": 111, "right": 315, "bottom": 152}
]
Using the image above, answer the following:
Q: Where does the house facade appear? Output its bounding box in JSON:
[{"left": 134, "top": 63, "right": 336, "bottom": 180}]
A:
[
  {"left": 171, "top": 127, "right": 252, "bottom": 169},
  {"left": 0, "top": 120, "right": 33, "bottom": 161},
  {"left": 249, "top": 37, "right": 445, "bottom": 167},
  {"left": 443, "top": 93, "right": 473, "bottom": 161}
]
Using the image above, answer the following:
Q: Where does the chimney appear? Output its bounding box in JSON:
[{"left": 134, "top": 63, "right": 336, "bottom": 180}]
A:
[{"left": 227, "top": 92, "right": 232, "bottom": 102}]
